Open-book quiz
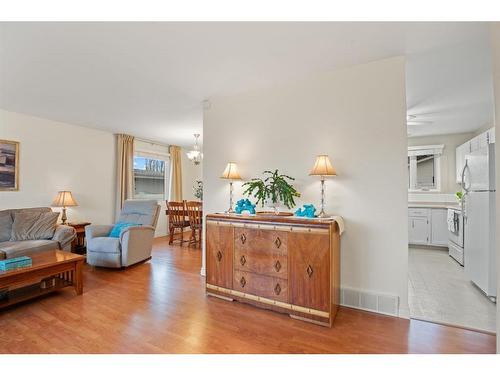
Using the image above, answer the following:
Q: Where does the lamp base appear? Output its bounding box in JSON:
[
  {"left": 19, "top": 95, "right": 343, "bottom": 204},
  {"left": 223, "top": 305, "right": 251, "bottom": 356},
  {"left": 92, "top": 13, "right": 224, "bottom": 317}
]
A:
[
  {"left": 61, "top": 207, "right": 68, "bottom": 225},
  {"left": 316, "top": 210, "right": 330, "bottom": 218}
]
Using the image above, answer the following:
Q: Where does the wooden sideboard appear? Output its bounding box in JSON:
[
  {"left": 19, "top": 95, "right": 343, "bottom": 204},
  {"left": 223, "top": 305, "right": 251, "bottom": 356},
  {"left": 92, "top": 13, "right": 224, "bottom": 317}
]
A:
[{"left": 205, "top": 213, "right": 341, "bottom": 327}]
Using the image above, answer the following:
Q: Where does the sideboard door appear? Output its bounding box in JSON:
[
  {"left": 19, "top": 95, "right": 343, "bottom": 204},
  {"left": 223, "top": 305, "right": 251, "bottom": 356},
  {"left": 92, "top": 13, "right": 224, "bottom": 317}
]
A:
[
  {"left": 206, "top": 223, "right": 234, "bottom": 289},
  {"left": 289, "top": 232, "right": 330, "bottom": 312}
]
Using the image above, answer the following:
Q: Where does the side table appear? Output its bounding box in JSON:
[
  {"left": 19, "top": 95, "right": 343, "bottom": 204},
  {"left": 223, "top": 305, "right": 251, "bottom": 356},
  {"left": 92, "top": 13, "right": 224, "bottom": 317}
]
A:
[{"left": 67, "top": 222, "right": 91, "bottom": 254}]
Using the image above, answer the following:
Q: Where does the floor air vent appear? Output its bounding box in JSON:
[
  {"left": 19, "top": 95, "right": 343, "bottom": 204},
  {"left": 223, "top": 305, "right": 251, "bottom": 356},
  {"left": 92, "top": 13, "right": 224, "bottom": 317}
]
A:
[{"left": 340, "top": 288, "right": 399, "bottom": 317}]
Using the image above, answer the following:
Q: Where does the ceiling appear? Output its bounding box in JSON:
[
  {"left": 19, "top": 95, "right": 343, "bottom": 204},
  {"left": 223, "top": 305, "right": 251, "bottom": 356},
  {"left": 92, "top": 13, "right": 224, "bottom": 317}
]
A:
[
  {"left": 406, "top": 33, "right": 494, "bottom": 137},
  {"left": 0, "top": 22, "right": 494, "bottom": 145}
]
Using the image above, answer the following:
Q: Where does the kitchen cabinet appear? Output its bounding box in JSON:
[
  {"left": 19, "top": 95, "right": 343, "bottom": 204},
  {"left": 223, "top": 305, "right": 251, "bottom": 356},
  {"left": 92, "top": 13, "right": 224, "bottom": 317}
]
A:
[
  {"left": 430, "top": 208, "right": 448, "bottom": 246},
  {"left": 408, "top": 207, "right": 448, "bottom": 247},
  {"left": 408, "top": 216, "right": 429, "bottom": 245}
]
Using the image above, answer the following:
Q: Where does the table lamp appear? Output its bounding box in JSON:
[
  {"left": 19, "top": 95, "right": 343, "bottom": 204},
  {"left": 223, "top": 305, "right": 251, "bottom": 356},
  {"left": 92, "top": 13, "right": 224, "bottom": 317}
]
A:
[
  {"left": 52, "top": 191, "right": 78, "bottom": 224},
  {"left": 309, "top": 155, "right": 337, "bottom": 218},
  {"left": 220, "top": 162, "right": 242, "bottom": 213}
]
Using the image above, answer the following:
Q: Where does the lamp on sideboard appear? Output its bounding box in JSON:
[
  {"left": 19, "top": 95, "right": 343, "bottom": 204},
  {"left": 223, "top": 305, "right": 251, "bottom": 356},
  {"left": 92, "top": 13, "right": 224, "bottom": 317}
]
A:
[
  {"left": 309, "top": 155, "right": 337, "bottom": 218},
  {"left": 52, "top": 191, "right": 78, "bottom": 225},
  {"left": 220, "top": 162, "right": 242, "bottom": 213}
]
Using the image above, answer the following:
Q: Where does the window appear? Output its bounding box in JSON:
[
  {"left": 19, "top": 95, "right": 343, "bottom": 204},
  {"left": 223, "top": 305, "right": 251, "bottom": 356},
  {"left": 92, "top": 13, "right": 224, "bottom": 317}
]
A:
[
  {"left": 408, "top": 145, "right": 444, "bottom": 192},
  {"left": 133, "top": 140, "right": 170, "bottom": 200}
]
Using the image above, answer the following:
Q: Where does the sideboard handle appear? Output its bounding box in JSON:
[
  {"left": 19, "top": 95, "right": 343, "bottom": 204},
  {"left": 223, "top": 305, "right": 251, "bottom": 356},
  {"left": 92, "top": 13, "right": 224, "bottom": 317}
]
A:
[
  {"left": 240, "top": 276, "right": 246, "bottom": 288},
  {"left": 240, "top": 255, "right": 247, "bottom": 266},
  {"left": 274, "top": 260, "right": 281, "bottom": 272},
  {"left": 216, "top": 251, "right": 222, "bottom": 262},
  {"left": 240, "top": 233, "right": 247, "bottom": 244},
  {"left": 274, "top": 237, "right": 282, "bottom": 248},
  {"left": 274, "top": 283, "right": 281, "bottom": 295},
  {"left": 306, "top": 265, "right": 314, "bottom": 278}
]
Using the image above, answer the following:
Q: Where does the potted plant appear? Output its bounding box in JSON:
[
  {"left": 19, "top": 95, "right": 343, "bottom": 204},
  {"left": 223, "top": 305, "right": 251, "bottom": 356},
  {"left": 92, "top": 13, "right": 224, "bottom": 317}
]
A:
[
  {"left": 193, "top": 180, "right": 203, "bottom": 201},
  {"left": 242, "top": 169, "right": 300, "bottom": 214}
]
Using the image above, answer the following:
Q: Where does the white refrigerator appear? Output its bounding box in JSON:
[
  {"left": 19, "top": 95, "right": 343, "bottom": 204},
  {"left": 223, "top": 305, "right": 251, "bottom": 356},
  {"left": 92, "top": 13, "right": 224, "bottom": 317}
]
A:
[{"left": 462, "top": 142, "right": 496, "bottom": 300}]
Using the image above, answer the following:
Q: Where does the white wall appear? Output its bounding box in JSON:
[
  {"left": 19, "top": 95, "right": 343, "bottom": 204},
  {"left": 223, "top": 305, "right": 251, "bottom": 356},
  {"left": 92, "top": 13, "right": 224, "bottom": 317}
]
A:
[
  {"left": 181, "top": 152, "right": 202, "bottom": 201},
  {"left": 490, "top": 22, "right": 500, "bottom": 354},
  {"left": 0, "top": 109, "right": 115, "bottom": 225},
  {"left": 408, "top": 132, "right": 475, "bottom": 194},
  {"left": 203, "top": 57, "right": 410, "bottom": 317}
]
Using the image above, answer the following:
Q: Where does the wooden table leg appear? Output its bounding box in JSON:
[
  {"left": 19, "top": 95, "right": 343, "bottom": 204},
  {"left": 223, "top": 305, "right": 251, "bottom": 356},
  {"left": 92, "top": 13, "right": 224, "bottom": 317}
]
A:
[{"left": 74, "top": 260, "right": 83, "bottom": 295}]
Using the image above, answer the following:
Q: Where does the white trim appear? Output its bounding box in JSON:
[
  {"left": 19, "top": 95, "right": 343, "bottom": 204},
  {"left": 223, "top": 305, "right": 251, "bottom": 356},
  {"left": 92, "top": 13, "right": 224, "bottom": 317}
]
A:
[
  {"left": 408, "top": 144, "right": 444, "bottom": 157},
  {"left": 407, "top": 144, "right": 443, "bottom": 192}
]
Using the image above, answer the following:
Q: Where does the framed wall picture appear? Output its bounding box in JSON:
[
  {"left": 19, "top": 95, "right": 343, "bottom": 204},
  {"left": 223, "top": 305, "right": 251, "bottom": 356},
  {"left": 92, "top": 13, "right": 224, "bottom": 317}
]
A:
[{"left": 0, "top": 139, "right": 19, "bottom": 191}]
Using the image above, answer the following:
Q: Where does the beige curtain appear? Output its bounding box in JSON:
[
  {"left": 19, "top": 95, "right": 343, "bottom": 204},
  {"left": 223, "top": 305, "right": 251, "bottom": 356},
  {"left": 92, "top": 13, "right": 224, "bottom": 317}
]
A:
[
  {"left": 169, "top": 145, "right": 183, "bottom": 201},
  {"left": 116, "top": 134, "right": 135, "bottom": 216}
]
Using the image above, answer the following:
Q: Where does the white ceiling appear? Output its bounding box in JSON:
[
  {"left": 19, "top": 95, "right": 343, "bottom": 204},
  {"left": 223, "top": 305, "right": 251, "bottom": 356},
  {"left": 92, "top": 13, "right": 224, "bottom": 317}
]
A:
[
  {"left": 406, "top": 33, "right": 494, "bottom": 137},
  {"left": 0, "top": 22, "right": 494, "bottom": 145}
]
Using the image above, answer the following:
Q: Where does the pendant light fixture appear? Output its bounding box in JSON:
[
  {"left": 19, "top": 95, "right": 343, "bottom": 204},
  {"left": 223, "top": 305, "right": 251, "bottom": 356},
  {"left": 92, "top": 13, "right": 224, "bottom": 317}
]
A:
[{"left": 187, "top": 133, "right": 203, "bottom": 165}]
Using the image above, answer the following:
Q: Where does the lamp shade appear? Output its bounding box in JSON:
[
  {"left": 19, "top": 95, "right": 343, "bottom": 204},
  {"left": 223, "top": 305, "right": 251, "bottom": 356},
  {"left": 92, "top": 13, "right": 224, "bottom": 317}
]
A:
[
  {"left": 309, "top": 155, "right": 337, "bottom": 176},
  {"left": 220, "top": 162, "right": 242, "bottom": 180},
  {"left": 52, "top": 191, "right": 78, "bottom": 207}
]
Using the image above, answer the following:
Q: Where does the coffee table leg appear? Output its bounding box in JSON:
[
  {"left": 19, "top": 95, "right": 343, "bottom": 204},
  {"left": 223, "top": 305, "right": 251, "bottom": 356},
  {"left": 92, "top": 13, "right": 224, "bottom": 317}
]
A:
[{"left": 74, "top": 260, "right": 83, "bottom": 295}]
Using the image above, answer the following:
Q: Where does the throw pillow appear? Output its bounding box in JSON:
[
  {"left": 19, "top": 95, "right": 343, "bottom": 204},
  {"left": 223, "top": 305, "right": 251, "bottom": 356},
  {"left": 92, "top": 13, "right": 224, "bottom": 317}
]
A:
[
  {"left": 109, "top": 222, "right": 141, "bottom": 238},
  {"left": 10, "top": 211, "right": 60, "bottom": 241},
  {"left": 0, "top": 211, "right": 13, "bottom": 242}
]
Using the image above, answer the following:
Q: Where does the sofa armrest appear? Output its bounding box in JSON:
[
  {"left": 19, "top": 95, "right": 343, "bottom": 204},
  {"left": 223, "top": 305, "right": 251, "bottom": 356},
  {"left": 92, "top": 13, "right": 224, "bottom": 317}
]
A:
[
  {"left": 52, "top": 225, "right": 77, "bottom": 251},
  {"left": 85, "top": 224, "right": 113, "bottom": 239},
  {"left": 119, "top": 226, "right": 155, "bottom": 267}
]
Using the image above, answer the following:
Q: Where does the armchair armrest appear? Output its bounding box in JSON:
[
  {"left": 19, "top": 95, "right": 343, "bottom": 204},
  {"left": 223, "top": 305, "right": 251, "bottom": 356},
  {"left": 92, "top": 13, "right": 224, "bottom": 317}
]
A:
[
  {"left": 85, "top": 224, "right": 113, "bottom": 239},
  {"left": 119, "top": 225, "right": 156, "bottom": 267},
  {"left": 52, "top": 225, "right": 77, "bottom": 251}
]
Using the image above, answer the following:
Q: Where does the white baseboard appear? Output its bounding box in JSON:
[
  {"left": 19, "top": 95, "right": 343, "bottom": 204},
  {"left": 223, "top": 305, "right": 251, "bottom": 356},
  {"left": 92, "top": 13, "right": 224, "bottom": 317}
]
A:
[{"left": 340, "top": 287, "right": 404, "bottom": 318}]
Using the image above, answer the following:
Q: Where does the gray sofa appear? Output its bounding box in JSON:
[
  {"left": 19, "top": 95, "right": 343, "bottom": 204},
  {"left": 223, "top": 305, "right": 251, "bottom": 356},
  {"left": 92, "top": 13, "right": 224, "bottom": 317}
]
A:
[
  {"left": 85, "top": 200, "right": 160, "bottom": 268},
  {"left": 0, "top": 207, "right": 76, "bottom": 260}
]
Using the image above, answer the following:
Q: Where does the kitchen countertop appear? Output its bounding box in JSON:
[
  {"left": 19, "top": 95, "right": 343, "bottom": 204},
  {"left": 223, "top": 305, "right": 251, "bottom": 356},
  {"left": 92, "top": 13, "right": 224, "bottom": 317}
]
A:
[{"left": 408, "top": 202, "right": 460, "bottom": 210}]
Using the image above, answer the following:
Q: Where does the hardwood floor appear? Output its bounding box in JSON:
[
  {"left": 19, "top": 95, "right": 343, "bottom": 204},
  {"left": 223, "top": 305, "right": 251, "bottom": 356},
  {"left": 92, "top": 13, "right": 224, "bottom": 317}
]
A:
[{"left": 0, "top": 237, "right": 496, "bottom": 354}]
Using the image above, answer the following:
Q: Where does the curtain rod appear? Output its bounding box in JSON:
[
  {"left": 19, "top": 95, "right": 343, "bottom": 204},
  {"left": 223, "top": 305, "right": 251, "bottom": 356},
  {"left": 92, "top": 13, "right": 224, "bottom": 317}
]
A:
[
  {"left": 115, "top": 133, "right": 171, "bottom": 148},
  {"left": 135, "top": 136, "right": 171, "bottom": 148}
]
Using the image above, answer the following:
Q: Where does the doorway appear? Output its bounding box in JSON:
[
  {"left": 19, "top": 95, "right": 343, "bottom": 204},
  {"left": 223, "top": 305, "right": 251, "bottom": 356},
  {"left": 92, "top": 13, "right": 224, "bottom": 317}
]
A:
[{"left": 405, "top": 38, "right": 497, "bottom": 333}]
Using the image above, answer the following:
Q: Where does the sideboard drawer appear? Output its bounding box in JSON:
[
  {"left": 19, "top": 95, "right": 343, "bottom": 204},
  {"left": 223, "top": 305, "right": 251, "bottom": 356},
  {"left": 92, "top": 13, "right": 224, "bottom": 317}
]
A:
[
  {"left": 233, "top": 270, "right": 288, "bottom": 303},
  {"left": 234, "top": 248, "right": 288, "bottom": 279},
  {"left": 234, "top": 227, "right": 288, "bottom": 254}
]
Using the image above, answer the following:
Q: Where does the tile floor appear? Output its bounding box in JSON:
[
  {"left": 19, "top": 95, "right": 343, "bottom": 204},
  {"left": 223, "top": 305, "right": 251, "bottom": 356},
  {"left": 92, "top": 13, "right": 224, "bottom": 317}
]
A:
[{"left": 408, "top": 246, "right": 497, "bottom": 333}]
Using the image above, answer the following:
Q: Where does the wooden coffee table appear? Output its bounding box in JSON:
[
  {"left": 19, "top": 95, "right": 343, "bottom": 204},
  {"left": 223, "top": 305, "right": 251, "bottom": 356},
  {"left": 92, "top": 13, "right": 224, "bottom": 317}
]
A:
[{"left": 0, "top": 250, "right": 85, "bottom": 309}]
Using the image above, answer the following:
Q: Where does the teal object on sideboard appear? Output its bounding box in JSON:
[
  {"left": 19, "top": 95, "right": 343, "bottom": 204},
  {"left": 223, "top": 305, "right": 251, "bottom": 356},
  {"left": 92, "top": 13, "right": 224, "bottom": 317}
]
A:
[{"left": 0, "top": 256, "right": 32, "bottom": 271}]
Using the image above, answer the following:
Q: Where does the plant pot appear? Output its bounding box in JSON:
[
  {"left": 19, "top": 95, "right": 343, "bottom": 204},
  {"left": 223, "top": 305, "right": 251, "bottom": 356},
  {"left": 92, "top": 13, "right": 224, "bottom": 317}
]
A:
[{"left": 256, "top": 199, "right": 293, "bottom": 216}]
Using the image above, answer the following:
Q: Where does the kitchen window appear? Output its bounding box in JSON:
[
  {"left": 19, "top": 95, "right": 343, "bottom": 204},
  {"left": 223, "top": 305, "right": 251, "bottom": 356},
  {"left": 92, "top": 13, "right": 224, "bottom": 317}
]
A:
[
  {"left": 133, "top": 140, "right": 170, "bottom": 200},
  {"left": 408, "top": 145, "right": 444, "bottom": 192}
]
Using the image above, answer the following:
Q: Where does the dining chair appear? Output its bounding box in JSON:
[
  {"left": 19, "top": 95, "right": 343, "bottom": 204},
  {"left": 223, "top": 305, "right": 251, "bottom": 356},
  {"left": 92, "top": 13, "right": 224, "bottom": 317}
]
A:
[
  {"left": 186, "top": 201, "right": 203, "bottom": 247},
  {"left": 167, "top": 201, "right": 190, "bottom": 245}
]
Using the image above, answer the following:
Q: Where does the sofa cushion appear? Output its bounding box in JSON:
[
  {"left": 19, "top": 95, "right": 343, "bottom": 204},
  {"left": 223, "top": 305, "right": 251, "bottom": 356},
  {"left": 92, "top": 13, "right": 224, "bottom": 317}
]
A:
[
  {"left": 0, "top": 240, "right": 59, "bottom": 259},
  {"left": 10, "top": 211, "right": 60, "bottom": 241},
  {"left": 0, "top": 211, "right": 13, "bottom": 242},
  {"left": 88, "top": 237, "right": 121, "bottom": 254}
]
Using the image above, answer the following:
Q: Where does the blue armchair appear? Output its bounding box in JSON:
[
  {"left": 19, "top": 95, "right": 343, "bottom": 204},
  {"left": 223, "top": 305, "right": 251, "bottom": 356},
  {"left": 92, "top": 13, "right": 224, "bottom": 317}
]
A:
[{"left": 85, "top": 200, "right": 160, "bottom": 268}]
